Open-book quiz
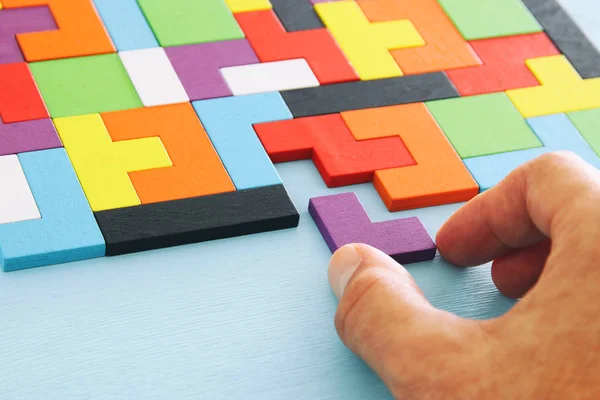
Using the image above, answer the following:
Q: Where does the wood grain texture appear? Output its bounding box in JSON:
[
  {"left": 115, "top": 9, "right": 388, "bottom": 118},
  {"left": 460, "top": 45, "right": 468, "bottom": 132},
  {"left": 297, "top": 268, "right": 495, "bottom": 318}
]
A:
[{"left": 95, "top": 184, "right": 300, "bottom": 256}]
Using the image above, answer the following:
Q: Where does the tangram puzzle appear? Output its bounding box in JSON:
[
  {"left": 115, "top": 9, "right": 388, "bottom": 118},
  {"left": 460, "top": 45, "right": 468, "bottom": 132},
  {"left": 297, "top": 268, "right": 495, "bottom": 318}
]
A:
[{"left": 1, "top": 0, "right": 599, "bottom": 272}]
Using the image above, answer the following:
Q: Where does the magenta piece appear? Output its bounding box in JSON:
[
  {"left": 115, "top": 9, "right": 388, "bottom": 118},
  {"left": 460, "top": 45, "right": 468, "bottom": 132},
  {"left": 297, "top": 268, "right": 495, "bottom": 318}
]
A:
[
  {"left": 0, "top": 6, "right": 57, "bottom": 64},
  {"left": 0, "top": 118, "right": 62, "bottom": 156},
  {"left": 165, "top": 39, "right": 259, "bottom": 101},
  {"left": 309, "top": 192, "right": 437, "bottom": 264}
]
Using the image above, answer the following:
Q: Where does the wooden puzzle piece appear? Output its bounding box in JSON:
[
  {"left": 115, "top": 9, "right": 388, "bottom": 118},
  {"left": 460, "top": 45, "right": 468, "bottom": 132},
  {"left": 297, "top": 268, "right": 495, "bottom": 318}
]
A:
[
  {"left": 220, "top": 59, "right": 319, "bottom": 96},
  {"left": 119, "top": 48, "right": 189, "bottom": 107},
  {"left": 357, "top": 0, "right": 481, "bottom": 75},
  {"left": 506, "top": 55, "right": 600, "bottom": 118},
  {"left": 254, "top": 113, "right": 415, "bottom": 187},
  {"left": 308, "top": 192, "right": 437, "bottom": 264},
  {"left": 438, "top": 0, "right": 542, "bottom": 40},
  {"left": 342, "top": 103, "right": 479, "bottom": 211},
  {"left": 29, "top": 54, "right": 142, "bottom": 118},
  {"left": 447, "top": 33, "right": 560, "bottom": 96},
  {"left": 0, "top": 62, "right": 48, "bottom": 123},
  {"left": 522, "top": 0, "right": 600, "bottom": 79},
  {"left": 95, "top": 184, "right": 299, "bottom": 256},
  {"left": 225, "top": 0, "right": 271, "bottom": 13},
  {"left": 138, "top": 0, "right": 244, "bottom": 47},
  {"left": 54, "top": 114, "right": 172, "bottom": 212},
  {"left": 269, "top": 0, "right": 325, "bottom": 31},
  {"left": 93, "top": 0, "right": 159, "bottom": 51},
  {"left": 165, "top": 40, "right": 259, "bottom": 101},
  {"left": 464, "top": 113, "right": 600, "bottom": 190},
  {"left": 235, "top": 10, "right": 358, "bottom": 84},
  {"left": 0, "top": 154, "right": 40, "bottom": 224},
  {"left": 281, "top": 73, "right": 459, "bottom": 118},
  {"left": 568, "top": 108, "right": 600, "bottom": 157},
  {"left": 101, "top": 103, "right": 235, "bottom": 204},
  {"left": 0, "top": 118, "right": 61, "bottom": 156},
  {"left": 0, "top": 148, "right": 105, "bottom": 271},
  {"left": 427, "top": 92, "right": 542, "bottom": 158},
  {"left": 193, "top": 92, "right": 291, "bottom": 190},
  {"left": 0, "top": 6, "right": 56, "bottom": 64},
  {"left": 3, "top": 0, "right": 115, "bottom": 61},
  {"left": 314, "top": 0, "right": 424, "bottom": 80}
]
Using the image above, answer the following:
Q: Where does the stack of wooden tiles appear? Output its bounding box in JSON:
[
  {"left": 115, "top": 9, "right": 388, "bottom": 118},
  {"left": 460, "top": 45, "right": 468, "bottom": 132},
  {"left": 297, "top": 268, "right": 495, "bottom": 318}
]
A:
[{"left": 1, "top": 0, "right": 599, "bottom": 271}]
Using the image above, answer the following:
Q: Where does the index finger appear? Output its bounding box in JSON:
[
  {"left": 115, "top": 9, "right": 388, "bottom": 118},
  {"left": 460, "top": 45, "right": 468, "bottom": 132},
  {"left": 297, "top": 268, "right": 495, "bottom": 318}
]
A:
[{"left": 436, "top": 151, "right": 600, "bottom": 267}]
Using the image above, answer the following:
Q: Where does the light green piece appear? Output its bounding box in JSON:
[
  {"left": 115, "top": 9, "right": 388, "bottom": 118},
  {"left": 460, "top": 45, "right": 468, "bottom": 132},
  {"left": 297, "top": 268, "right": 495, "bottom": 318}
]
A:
[
  {"left": 568, "top": 108, "right": 600, "bottom": 157},
  {"left": 438, "top": 0, "right": 542, "bottom": 40},
  {"left": 427, "top": 93, "right": 543, "bottom": 159},
  {"left": 30, "top": 54, "right": 143, "bottom": 118},
  {"left": 137, "top": 0, "right": 244, "bottom": 47}
]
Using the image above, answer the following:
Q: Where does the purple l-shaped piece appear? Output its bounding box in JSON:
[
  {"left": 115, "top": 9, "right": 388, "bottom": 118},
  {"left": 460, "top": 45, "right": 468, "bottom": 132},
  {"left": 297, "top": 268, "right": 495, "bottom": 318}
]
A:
[
  {"left": 309, "top": 192, "right": 437, "bottom": 264},
  {"left": 0, "top": 6, "right": 57, "bottom": 64}
]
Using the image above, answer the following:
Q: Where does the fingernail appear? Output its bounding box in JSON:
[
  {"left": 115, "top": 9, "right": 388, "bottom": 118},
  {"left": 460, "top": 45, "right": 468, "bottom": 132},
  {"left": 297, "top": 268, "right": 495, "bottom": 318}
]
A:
[{"left": 329, "top": 244, "right": 362, "bottom": 300}]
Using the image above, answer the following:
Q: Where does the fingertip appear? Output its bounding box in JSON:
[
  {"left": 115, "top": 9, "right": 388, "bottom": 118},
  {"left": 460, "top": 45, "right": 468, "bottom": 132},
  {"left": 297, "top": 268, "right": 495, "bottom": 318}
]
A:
[{"left": 329, "top": 244, "right": 363, "bottom": 300}]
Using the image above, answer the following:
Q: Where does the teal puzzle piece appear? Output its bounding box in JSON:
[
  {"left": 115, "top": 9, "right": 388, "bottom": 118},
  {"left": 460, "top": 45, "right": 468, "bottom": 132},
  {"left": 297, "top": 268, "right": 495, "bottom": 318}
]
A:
[
  {"left": 0, "top": 148, "right": 105, "bottom": 272},
  {"left": 193, "top": 92, "right": 292, "bottom": 190},
  {"left": 464, "top": 113, "right": 600, "bottom": 191}
]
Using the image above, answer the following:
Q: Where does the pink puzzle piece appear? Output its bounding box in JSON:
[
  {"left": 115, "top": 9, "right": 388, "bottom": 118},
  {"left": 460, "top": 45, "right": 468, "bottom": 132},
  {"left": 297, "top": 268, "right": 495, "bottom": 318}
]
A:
[
  {"left": 309, "top": 192, "right": 437, "bottom": 264},
  {"left": 0, "top": 6, "right": 57, "bottom": 64},
  {"left": 0, "top": 118, "right": 62, "bottom": 156},
  {"left": 165, "top": 39, "right": 259, "bottom": 101}
]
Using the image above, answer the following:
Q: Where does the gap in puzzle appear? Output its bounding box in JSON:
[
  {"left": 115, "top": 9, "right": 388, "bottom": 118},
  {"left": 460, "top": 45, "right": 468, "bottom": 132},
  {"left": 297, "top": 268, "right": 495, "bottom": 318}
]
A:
[{"left": 1, "top": 0, "right": 599, "bottom": 272}]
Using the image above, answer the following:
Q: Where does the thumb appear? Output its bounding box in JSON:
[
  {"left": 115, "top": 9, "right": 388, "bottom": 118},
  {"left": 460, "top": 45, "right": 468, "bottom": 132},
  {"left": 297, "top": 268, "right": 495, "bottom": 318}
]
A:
[{"left": 329, "top": 244, "right": 490, "bottom": 398}]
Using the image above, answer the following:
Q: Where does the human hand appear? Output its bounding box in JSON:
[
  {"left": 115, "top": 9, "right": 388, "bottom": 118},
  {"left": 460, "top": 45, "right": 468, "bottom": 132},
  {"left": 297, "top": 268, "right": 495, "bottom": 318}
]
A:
[{"left": 328, "top": 152, "right": 600, "bottom": 399}]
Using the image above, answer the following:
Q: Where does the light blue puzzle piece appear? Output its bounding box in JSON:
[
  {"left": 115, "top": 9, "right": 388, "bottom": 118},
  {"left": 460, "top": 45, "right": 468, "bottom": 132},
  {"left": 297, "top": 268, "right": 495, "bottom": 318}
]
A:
[
  {"left": 0, "top": 148, "right": 105, "bottom": 272},
  {"left": 93, "top": 0, "right": 159, "bottom": 51},
  {"left": 464, "top": 113, "right": 600, "bottom": 191},
  {"left": 193, "top": 92, "right": 292, "bottom": 190}
]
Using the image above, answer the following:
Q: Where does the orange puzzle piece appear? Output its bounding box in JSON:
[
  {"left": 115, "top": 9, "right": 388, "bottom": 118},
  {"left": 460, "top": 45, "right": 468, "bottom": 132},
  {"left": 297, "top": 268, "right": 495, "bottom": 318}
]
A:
[
  {"left": 357, "top": 0, "right": 481, "bottom": 74},
  {"left": 3, "top": 0, "right": 115, "bottom": 62},
  {"left": 235, "top": 10, "right": 358, "bottom": 85},
  {"left": 101, "top": 103, "right": 235, "bottom": 204},
  {"left": 342, "top": 103, "right": 479, "bottom": 211}
]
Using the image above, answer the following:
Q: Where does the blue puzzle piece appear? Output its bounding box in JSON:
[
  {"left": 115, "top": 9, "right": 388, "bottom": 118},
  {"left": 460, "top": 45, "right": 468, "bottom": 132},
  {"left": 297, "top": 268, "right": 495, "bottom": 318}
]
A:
[
  {"left": 193, "top": 92, "right": 292, "bottom": 190},
  {"left": 464, "top": 113, "right": 600, "bottom": 191},
  {"left": 0, "top": 148, "right": 105, "bottom": 272},
  {"left": 93, "top": 0, "right": 159, "bottom": 51}
]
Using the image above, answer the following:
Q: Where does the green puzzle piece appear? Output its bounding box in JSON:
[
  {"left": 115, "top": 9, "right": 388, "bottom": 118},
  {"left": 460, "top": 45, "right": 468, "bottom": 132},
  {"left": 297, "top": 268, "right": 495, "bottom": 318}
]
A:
[
  {"left": 568, "top": 108, "right": 600, "bottom": 157},
  {"left": 138, "top": 0, "right": 244, "bottom": 47},
  {"left": 30, "top": 54, "right": 142, "bottom": 118},
  {"left": 427, "top": 93, "right": 543, "bottom": 159},
  {"left": 438, "top": 0, "right": 542, "bottom": 40}
]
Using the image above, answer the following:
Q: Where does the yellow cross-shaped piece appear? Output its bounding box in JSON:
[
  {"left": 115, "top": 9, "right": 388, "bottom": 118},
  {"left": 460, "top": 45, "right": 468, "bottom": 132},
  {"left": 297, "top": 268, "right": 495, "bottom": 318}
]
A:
[{"left": 224, "top": 0, "right": 272, "bottom": 13}]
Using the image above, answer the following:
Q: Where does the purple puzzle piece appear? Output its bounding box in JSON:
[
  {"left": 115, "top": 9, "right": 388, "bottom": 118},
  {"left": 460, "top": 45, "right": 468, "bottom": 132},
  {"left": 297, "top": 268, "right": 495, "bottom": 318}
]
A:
[
  {"left": 165, "top": 39, "right": 259, "bottom": 101},
  {"left": 309, "top": 192, "right": 437, "bottom": 264},
  {"left": 0, "top": 118, "right": 62, "bottom": 156},
  {"left": 0, "top": 6, "right": 57, "bottom": 64}
]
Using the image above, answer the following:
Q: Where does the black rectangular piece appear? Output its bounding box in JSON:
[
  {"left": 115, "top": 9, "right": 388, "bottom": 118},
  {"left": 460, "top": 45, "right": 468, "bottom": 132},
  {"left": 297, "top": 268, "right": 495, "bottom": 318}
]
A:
[
  {"left": 522, "top": 0, "right": 600, "bottom": 79},
  {"left": 95, "top": 185, "right": 300, "bottom": 256},
  {"left": 281, "top": 73, "right": 460, "bottom": 118},
  {"left": 270, "top": 0, "right": 324, "bottom": 32}
]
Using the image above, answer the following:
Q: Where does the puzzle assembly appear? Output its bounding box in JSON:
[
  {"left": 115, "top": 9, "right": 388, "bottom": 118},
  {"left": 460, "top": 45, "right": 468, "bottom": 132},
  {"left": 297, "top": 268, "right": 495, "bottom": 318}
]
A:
[{"left": 1, "top": 0, "right": 599, "bottom": 272}]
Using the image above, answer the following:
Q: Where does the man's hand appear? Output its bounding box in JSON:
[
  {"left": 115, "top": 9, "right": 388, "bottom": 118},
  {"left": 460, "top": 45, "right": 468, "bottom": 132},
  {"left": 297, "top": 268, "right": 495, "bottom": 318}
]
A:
[{"left": 328, "top": 152, "right": 600, "bottom": 399}]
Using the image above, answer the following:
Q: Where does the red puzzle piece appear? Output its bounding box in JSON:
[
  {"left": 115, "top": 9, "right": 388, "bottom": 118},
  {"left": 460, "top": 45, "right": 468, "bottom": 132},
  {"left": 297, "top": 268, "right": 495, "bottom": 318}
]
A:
[
  {"left": 235, "top": 10, "right": 358, "bottom": 85},
  {"left": 254, "top": 114, "right": 415, "bottom": 187},
  {"left": 446, "top": 33, "right": 560, "bottom": 96},
  {"left": 0, "top": 62, "right": 48, "bottom": 123}
]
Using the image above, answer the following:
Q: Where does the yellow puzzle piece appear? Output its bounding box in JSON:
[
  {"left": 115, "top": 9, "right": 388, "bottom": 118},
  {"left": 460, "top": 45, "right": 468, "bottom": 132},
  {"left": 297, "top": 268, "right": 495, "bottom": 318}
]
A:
[
  {"left": 225, "top": 0, "right": 271, "bottom": 13},
  {"left": 315, "top": 0, "right": 425, "bottom": 80},
  {"left": 0, "top": 1, "right": 3, "bottom": 10},
  {"left": 54, "top": 114, "right": 172, "bottom": 212},
  {"left": 507, "top": 55, "right": 600, "bottom": 118}
]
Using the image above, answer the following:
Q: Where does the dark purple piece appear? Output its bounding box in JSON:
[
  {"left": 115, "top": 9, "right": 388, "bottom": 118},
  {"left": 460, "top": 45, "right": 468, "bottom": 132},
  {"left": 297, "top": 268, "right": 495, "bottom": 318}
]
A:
[
  {"left": 0, "top": 118, "right": 62, "bottom": 156},
  {"left": 0, "top": 6, "right": 57, "bottom": 64},
  {"left": 309, "top": 192, "right": 437, "bottom": 264},
  {"left": 165, "top": 39, "right": 259, "bottom": 101}
]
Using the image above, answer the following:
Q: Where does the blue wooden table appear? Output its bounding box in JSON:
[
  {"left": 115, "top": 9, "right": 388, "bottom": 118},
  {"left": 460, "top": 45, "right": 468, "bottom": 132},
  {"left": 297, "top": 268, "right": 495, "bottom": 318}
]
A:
[{"left": 0, "top": 1, "right": 598, "bottom": 398}]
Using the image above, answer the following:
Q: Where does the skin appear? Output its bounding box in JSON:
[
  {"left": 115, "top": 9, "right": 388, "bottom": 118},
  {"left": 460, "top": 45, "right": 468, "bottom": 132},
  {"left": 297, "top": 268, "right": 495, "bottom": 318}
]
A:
[{"left": 328, "top": 151, "right": 600, "bottom": 399}]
